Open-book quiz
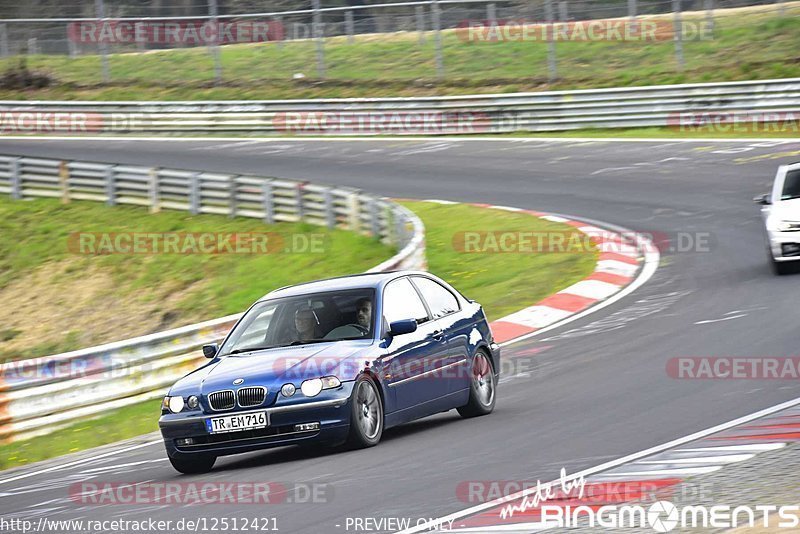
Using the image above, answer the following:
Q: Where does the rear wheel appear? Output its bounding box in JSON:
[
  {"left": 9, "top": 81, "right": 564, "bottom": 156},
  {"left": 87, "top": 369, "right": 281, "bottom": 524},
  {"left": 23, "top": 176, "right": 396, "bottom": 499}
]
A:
[
  {"left": 346, "top": 375, "right": 384, "bottom": 448},
  {"left": 168, "top": 453, "right": 216, "bottom": 474},
  {"left": 458, "top": 350, "right": 496, "bottom": 418}
]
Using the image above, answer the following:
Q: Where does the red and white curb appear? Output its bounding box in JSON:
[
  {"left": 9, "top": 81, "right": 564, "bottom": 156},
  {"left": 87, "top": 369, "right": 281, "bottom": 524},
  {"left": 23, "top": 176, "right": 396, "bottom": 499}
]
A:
[
  {"left": 418, "top": 199, "right": 660, "bottom": 345},
  {"left": 398, "top": 397, "right": 800, "bottom": 533}
]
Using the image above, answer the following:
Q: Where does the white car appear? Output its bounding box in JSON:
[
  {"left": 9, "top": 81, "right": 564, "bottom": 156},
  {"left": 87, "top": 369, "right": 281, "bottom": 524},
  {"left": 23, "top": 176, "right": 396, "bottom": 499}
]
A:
[{"left": 755, "top": 162, "right": 800, "bottom": 274}]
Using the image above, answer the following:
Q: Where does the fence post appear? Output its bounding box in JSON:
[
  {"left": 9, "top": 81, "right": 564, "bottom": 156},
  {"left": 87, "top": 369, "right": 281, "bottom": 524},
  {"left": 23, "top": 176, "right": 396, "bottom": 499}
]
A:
[
  {"left": 312, "top": 0, "right": 326, "bottom": 78},
  {"left": 262, "top": 180, "right": 274, "bottom": 224},
  {"left": 229, "top": 176, "right": 237, "bottom": 218},
  {"left": 105, "top": 165, "right": 115, "bottom": 206},
  {"left": 558, "top": 1, "right": 568, "bottom": 22},
  {"left": 544, "top": 0, "right": 557, "bottom": 82},
  {"left": 370, "top": 199, "right": 380, "bottom": 239},
  {"left": 296, "top": 182, "right": 305, "bottom": 222},
  {"left": 705, "top": 0, "right": 714, "bottom": 38},
  {"left": 487, "top": 3, "right": 497, "bottom": 25},
  {"left": 189, "top": 172, "right": 200, "bottom": 215},
  {"left": 59, "top": 161, "right": 70, "bottom": 204},
  {"left": 628, "top": 0, "right": 637, "bottom": 19},
  {"left": 149, "top": 168, "right": 160, "bottom": 213},
  {"left": 395, "top": 210, "right": 406, "bottom": 248},
  {"left": 10, "top": 158, "right": 20, "bottom": 200},
  {"left": 415, "top": 5, "right": 426, "bottom": 45},
  {"left": 779, "top": 0, "right": 786, "bottom": 16},
  {"left": 27, "top": 38, "right": 38, "bottom": 55},
  {"left": 672, "top": 0, "right": 684, "bottom": 70},
  {"left": 324, "top": 187, "right": 335, "bottom": 229},
  {"left": 432, "top": 0, "right": 443, "bottom": 79},
  {"left": 345, "top": 10, "right": 355, "bottom": 44},
  {"left": 0, "top": 24, "right": 8, "bottom": 58},
  {"left": 209, "top": 0, "right": 223, "bottom": 83},
  {"left": 348, "top": 192, "right": 360, "bottom": 232},
  {"left": 94, "top": 0, "right": 110, "bottom": 83},
  {"left": 275, "top": 16, "right": 285, "bottom": 48}
]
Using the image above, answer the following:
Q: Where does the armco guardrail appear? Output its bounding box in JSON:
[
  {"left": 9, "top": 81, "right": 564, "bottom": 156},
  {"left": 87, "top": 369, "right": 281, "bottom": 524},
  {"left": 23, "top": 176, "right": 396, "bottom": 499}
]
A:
[
  {"left": 0, "top": 78, "right": 798, "bottom": 134},
  {"left": 0, "top": 155, "right": 425, "bottom": 442}
]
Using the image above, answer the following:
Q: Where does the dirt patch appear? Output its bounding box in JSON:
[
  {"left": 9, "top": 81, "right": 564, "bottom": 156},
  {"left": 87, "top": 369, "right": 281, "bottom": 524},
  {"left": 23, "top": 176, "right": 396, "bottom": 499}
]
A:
[{"left": 0, "top": 259, "right": 207, "bottom": 360}]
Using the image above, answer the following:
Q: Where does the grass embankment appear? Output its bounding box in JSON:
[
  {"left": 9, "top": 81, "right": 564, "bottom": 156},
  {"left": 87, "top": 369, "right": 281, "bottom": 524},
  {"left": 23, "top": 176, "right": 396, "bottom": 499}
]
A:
[
  {"left": 0, "top": 199, "right": 597, "bottom": 468},
  {"left": 0, "top": 6, "right": 798, "bottom": 100}
]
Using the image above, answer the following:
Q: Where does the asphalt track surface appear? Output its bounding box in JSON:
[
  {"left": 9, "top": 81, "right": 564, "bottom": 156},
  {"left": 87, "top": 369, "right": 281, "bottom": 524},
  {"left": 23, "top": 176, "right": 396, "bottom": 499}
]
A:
[{"left": 1, "top": 137, "right": 799, "bottom": 533}]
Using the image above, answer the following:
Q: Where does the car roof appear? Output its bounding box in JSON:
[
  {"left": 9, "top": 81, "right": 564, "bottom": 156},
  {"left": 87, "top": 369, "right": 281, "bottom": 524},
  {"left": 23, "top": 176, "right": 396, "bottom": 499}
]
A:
[{"left": 258, "top": 270, "right": 432, "bottom": 301}]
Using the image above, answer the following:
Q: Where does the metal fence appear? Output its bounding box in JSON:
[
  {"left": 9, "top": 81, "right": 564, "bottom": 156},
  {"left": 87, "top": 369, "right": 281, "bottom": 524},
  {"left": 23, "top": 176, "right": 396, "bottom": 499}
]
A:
[
  {"left": 0, "top": 154, "right": 426, "bottom": 442},
  {"left": 0, "top": 0, "right": 795, "bottom": 83},
  {"left": 0, "top": 77, "right": 796, "bottom": 133}
]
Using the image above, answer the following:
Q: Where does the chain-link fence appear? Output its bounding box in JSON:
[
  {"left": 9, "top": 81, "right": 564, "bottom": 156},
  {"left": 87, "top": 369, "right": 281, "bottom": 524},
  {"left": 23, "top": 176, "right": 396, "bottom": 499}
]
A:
[{"left": 0, "top": 0, "right": 796, "bottom": 85}]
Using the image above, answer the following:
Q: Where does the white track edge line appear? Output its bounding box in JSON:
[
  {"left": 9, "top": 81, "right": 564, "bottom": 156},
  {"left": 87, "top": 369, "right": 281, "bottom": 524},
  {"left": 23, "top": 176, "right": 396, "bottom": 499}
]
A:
[{"left": 0, "top": 136, "right": 797, "bottom": 143}]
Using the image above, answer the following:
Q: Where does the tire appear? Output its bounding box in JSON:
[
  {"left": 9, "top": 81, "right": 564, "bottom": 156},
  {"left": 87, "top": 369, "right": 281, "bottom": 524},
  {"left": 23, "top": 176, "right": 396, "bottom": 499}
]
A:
[
  {"left": 771, "top": 257, "right": 794, "bottom": 275},
  {"left": 346, "top": 375, "right": 384, "bottom": 448},
  {"left": 458, "top": 349, "right": 497, "bottom": 418},
  {"left": 168, "top": 453, "right": 216, "bottom": 474}
]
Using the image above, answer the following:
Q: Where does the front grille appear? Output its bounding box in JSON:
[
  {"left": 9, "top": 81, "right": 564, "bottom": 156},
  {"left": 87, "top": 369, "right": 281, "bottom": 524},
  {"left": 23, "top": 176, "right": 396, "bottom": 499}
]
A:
[
  {"left": 237, "top": 386, "right": 267, "bottom": 407},
  {"left": 208, "top": 390, "right": 235, "bottom": 411}
]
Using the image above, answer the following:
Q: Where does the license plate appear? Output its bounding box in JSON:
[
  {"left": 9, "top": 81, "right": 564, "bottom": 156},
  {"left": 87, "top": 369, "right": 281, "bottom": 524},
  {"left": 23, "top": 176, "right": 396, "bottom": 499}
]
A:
[{"left": 206, "top": 411, "right": 269, "bottom": 434}]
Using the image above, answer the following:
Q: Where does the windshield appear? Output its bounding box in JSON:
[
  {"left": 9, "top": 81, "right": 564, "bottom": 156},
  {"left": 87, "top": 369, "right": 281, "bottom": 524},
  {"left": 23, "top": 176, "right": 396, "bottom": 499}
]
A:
[
  {"left": 218, "top": 288, "right": 375, "bottom": 356},
  {"left": 781, "top": 169, "right": 800, "bottom": 200}
]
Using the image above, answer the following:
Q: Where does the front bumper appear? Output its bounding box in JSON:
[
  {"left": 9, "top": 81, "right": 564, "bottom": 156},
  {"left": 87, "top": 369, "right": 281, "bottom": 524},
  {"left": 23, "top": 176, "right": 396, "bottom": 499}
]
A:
[
  {"left": 159, "top": 383, "right": 354, "bottom": 457},
  {"left": 767, "top": 230, "right": 800, "bottom": 261}
]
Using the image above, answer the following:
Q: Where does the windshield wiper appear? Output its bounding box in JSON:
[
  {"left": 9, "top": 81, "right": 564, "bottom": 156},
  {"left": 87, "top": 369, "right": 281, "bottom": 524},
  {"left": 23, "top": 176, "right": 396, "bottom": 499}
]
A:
[{"left": 224, "top": 339, "right": 333, "bottom": 355}]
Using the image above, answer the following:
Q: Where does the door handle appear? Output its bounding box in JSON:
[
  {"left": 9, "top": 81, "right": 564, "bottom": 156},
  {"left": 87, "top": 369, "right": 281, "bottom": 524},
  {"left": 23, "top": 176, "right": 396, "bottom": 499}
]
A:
[{"left": 432, "top": 330, "right": 445, "bottom": 341}]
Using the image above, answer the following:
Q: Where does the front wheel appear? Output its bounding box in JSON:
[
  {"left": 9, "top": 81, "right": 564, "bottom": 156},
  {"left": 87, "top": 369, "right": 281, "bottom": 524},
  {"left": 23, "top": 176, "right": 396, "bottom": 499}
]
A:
[
  {"left": 346, "top": 375, "right": 384, "bottom": 448},
  {"left": 458, "top": 350, "right": 496, "bottom": 418},
  {"left": 168, "top": 453, "right": 216, "bottom": 474}
]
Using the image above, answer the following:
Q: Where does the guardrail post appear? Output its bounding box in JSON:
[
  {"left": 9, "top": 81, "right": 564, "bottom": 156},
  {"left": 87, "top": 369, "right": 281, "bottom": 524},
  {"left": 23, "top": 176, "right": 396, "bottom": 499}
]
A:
[
  {"left": 0, "top": 24, "right": 9, "bottom": 58},
  {"left": 324, "top": 187, "right": 335, "bottom": 229},
  {"left": 59, "top": 161, "right": 70, "bottom": 204},
  {"left": 262, "top": 180, "right": 274, "bottom": 224},
  {"left": 229, "top": 176, "right": 237, "bottom": 218},
  {"left": 296, "top": 182, "right": 305, "bottom": 222},
  {"left": 370, "top": 199, "right": 380, "bottom": 239},
  {"left": 487, "top": 3, "right": 497, "bottom": 26},
  {"left": 9, "top": 158, "right": 20, "bottom": 199},
  {"left": 312, "top": 0, "right": 326, "bottom": 78},
  {"left": 105, "top": 165, "right": 115, "bottom": 206},
  {"left": 432, "top": 0, "right": 444, "bottom": 79},
  {"left": 275, "top": 16, "right": 285, "bottom": 48},
  {"left": 672, "top": 0, "right": 684, "bottom": 70},
  {"left": 395, "top": 210, "right": 406, "bottom": 248},
  {"left": 628, "top": 0, "right": 636, "bottom": 20},
  {"left": 348, "top": 192, "right": 360, "bottom": 232},
  {"left": 779, "top": 0, "right": 786, "bottom": 16},
  {"left": 558, "top": 1, "right": 568, "bottom": 22},
  {"left": 415, "top": 5, "right": 426, "bottom": 45},
  {"left": 209, "top": 0, "right": 223, "bottom": 83},
  {"left": 94, "top": 0, "right": 110, "bottom": 83},
  {"left": 149, "top": 168, "right": 160, "bottom": 213},
  {"left": 705, "top": 0, "right": 714, "bottom": 38},
  {"left": 544, "top": 0, "right": 557, "bottom": 82},
  {"left": 189, "top": 172, "right": 200, "bottom": 215},
  {"left": 345, "top": 10, "right": 355, "bottom": 44}
]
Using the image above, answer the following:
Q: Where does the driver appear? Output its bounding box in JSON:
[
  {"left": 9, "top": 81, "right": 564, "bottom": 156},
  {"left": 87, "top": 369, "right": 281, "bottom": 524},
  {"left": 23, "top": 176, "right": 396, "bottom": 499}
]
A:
[
  {"left": 355, "top": 298, "right": 372, "bottom": 330},
  {"left": 294, "top": 307, "right": 319, "bottom": 341}
]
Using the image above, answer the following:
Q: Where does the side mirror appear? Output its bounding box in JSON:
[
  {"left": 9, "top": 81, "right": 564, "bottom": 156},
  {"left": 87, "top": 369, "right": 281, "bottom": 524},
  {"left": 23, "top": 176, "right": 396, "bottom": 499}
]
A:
[
  {"left": 389, "top": 319, "right": 417, "bottom": 336},
  {"left": 753, "top": 193, "right": 771, "bottom": 205},
  {"left": 202, "top": 343, "right": 219, "bottom": 359}
]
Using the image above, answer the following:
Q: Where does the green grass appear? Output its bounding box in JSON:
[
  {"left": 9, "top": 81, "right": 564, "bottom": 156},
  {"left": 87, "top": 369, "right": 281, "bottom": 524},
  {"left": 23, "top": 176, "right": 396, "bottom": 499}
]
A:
[
  {"left": 400, "top": 201, "right": 598, "bottom": 321},
  {"left": 0, "top": 196, "right": 394, "bottom": 360},
  {"left": 0, "top": 8, "right": 798, "bottom": 100},
  {"left": 0, "top": 200, "right": 597, "bottom": 469}
]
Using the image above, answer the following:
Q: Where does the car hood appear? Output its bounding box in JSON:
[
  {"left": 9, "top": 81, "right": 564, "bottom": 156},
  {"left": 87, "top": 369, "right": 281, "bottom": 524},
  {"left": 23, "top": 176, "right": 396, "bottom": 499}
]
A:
[
  {"left": 772, "top": 198, "right": 800, "bottom": 220},
  {"left": 170, "top": 341, "right": 373, "bottom": 398}
]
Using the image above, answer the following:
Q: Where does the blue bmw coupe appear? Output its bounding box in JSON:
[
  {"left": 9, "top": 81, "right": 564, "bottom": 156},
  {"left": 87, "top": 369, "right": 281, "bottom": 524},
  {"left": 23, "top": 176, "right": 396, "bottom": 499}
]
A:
[{"left": 159, "top": 271, "right": 500, "bottom": 473}]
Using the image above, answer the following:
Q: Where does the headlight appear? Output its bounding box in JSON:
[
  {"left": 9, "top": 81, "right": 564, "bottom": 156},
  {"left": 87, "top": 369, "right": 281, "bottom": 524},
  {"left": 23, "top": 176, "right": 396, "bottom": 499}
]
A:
[
  {"left": 300, "top": 376, "right": 341, "bottom": 397},
  {"left": 281, "top": 383, "right": 296, "bottom": 397},
  {"left": 300, "top": 378, "right": 323, "bottom": 397},
  {"left": 187, "top": 395, "right": 199, "bottom": 409},
  {"left": 168, "top": 396, "right": 185, "bottom": 413}
]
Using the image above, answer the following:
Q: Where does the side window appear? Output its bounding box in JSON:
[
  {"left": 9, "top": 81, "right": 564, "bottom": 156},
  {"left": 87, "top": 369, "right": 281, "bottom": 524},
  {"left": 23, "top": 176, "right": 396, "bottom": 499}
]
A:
[
  {"left": 383, "top": 278, "right": 429, "bottom": 325},
  {"left": 412, "top": 277, "right": 460, "bottom": 319}
]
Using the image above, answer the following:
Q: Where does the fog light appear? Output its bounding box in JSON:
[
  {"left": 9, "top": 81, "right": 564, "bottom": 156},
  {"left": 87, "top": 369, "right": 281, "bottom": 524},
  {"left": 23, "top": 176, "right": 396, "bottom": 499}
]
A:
[
  {"left": 176, "top": 438, "right": 195, "bottom": 446},
  {"left": 281, "top": 383, "right": 296, "bottom": 397},
  {"left": 294, "top": 422, "right": 320, "bottom": 432}
]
